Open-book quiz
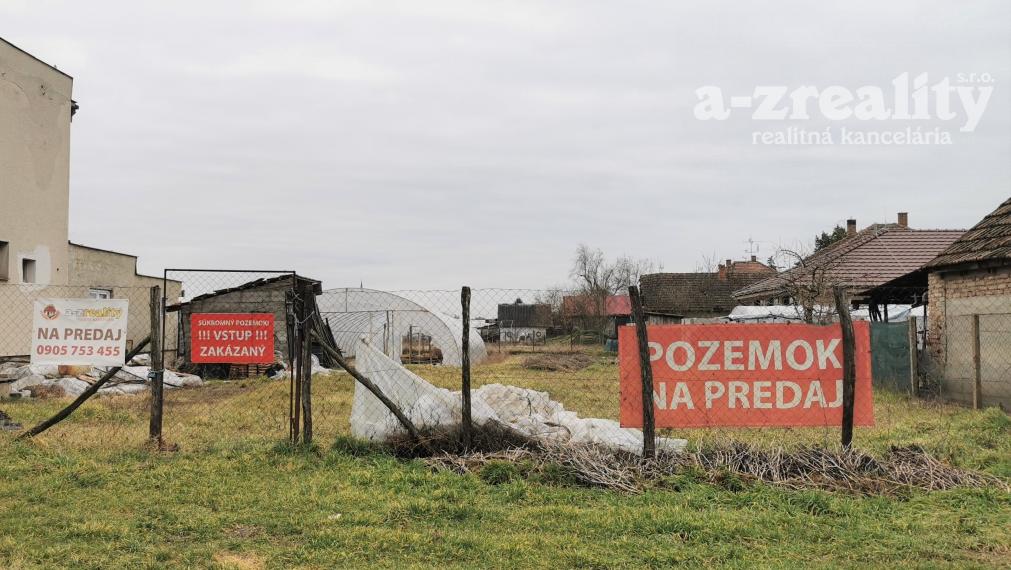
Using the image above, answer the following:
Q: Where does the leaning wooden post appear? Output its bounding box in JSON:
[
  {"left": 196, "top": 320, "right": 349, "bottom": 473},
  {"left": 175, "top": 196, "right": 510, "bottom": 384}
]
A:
[
  {"left": 300, "top": 281, "right": 314, "bottom": 444},
  {"left": 461, "top": 286, "right": 473, "bottom": 449},
  {"left": 833, "top": 286, "right": 856, "bottom": 449},
  {"left": 312, "top": 333, "right": 433, "bottom": 454},
  {"left": 628, "top": 285, "right": 655, "bottom": 459},
  {"left": 291, "top": 294, "right": 302, "bottom": 444},
  {"left": 18, "top": 337, "right": 151, "bottom": 439},
  {"left": 907, "top": 316, "right": 919, "bottom": 397},
  {"left": 148, "top": 286, "right": 165, "bottom": 443},
  {"left": 972, "top": 314, "right": 982, "bottom": 409}
]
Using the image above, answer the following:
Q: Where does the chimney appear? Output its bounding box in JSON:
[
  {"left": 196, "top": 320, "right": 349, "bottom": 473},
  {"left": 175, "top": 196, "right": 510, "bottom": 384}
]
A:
[
  {"left": 717, "top": 263, "right": 727, "bottom": 281},
  {"left": 846, "top": 219, "right": 857, "bottom": 236},
  {"left": 750, "top": 255, "right": 757, "bottom": 262},
  {"left": 897, "top": 212, "right": 908, "bottom": 228}
]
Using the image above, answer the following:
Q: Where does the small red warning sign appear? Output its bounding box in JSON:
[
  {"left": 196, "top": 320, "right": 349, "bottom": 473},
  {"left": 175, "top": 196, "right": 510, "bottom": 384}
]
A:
[{"left": 190, "top": 313, "right": 275, "bottom": 364}]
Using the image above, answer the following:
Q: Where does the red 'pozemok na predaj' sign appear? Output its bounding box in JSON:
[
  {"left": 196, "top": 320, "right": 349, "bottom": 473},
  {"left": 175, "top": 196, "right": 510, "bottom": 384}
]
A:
[{"left": 618, "top": 322, "right": 874, "bottom": 428}]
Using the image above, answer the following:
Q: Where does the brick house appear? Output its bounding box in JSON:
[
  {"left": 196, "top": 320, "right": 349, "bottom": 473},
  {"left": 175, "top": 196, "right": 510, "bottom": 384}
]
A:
[
  {"left": 640, "top": 256, "right": 776, "bottom": 322},
  {"left": 923, "top": 197, "right": 1011, "bottom": 408}
]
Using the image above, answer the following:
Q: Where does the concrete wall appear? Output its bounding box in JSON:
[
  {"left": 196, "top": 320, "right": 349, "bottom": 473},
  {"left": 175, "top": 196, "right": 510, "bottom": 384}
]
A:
[
  {"left": 67, "top": 243, "right": 182, "bottom": 357},
  {"left": 0, "top": 38, "right": 74, "bottom": 286},
  {"left": 0, "top": 283, "right": 155, "bottom": 358},
  {"left": 0, "top": 246, "right": 183, "bottom": 358},
  {"left": 927, "top": 266, "right": 1011, "bottom": 408}
]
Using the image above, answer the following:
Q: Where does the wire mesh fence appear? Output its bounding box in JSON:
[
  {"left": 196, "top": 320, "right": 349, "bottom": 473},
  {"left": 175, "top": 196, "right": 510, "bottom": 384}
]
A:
[
  {"left": 0, "top": 283, "right": 157, "bottom": 448},
  {"left": 2, "top": 277, "right": 1008, "bottom": 455},
  {"left": 158, "top": 270, "right": 299, "bottom": 448}
]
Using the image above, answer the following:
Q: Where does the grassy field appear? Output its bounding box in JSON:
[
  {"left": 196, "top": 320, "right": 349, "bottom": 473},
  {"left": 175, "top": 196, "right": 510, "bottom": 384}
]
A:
[{"left": 0, "top": 348, "right": 1009, "bottom": 568}]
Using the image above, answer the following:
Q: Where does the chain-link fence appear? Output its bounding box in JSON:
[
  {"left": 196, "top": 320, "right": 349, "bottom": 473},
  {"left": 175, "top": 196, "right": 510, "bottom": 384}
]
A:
[
  {"left": 158, "top": 270, "right": 299, "bottom": 448},
  {"left": 925, "top": 306, "right": 1011, "bottom": 410},
  {"left": 0, "top": 283, "right": 157, "bottom": 449},
  {"left": 324, "top": 287, "right": 882, "bottom": 454},
  {"left": 3, "top": 277, "right": 1007, "bottom": 455}
]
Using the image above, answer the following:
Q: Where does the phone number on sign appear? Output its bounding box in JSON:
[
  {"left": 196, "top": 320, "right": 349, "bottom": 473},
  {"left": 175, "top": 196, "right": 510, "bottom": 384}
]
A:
[{"left": 35, "top": 345, "right": 122, "bottom": 357}]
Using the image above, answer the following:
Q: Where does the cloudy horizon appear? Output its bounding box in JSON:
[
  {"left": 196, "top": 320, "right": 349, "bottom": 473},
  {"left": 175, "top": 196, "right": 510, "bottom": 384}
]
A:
[{"left": 2, "top": 1, "right": 1008, "bottom": 290}]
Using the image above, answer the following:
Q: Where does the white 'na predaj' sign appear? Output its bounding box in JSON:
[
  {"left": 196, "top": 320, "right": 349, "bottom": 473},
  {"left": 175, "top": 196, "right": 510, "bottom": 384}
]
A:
[{"left": 31, "top": 298, "right": 129, "bottom": 366}]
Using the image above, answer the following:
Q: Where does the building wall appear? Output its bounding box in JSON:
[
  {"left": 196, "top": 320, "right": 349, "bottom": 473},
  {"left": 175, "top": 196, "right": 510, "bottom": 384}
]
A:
[
  {"left": 0, "top": 38, "right": 74, "bottom": 286},
  {"left": 499, "top": 327, "right": 546, "bottom": 344},
  {"left": 0, "top": 283, "right": 155, "bottom": 358},
  {"left": 0, "top": 246, "right": 183, "bottom": 358},
  {"left": 927, "top": 266, "right": 1011, "bottom": 408},
  {"left": 68, "top": 243, "right": 182, "bottom": 357}
]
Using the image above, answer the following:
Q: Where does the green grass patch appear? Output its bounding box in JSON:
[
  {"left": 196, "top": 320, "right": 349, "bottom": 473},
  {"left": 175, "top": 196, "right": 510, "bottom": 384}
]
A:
[{"left": 0, "top": 349, "right": 1008, "bottom": 567}]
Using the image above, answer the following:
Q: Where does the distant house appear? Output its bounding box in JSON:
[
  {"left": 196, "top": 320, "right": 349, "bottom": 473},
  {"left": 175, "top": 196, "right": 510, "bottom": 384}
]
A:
[
  {"left": 562, "top": 294, "right": 632, "bottom": 339},
  {"left": 168, "top": 274, "right": 322, "bottom": 377},
  {"left": 640, "top": 256, "right": 776, "bottom": 323},
  {"left": 921, "top": 197, "right": 1011, "bottom": 408},
  {"left": 733, "top": 213, "right": 964, "bottom": 314},
  {"left": 497, "top": 300, "right": 552, "bottom": 344}
]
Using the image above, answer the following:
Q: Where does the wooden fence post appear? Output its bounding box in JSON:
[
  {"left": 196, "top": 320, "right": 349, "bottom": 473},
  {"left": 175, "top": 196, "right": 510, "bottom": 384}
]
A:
[
  {"left": 833, "top": 286, "right": 856, "bottom": 449},
  {"left": 149, "top": 286, "right": 164, "bottom": 443},
  {"left": 628, "top": 285, "right": 655, "bottom": 459},
  {"left": 908, "top": 316, "right": 918, "bottom": 397},
  {"left": 461, "top": 286, "right": 473, "bottom": 449},
  {"left": 972, "top": 314, "right": 982, "bottom": 409}
]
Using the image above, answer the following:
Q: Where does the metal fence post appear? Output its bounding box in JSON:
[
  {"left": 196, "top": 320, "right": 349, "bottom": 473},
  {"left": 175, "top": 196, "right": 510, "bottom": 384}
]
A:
[
  {"left": 908, "top": 316, "right": 918, "bottom": 397},
  {"left": 972, "top": 314, "right": 982, "bottom": 409},
  {"left": 148, "top": 286, "right": 164, "bottom": 443},
  {"left": 461, "top": 286, "right": 473, "bottom": 449},
  {"left": 300, "top": 280, "right": 314, "bottom": 444},
  {"left": 628, "top": 285, "right": 655, "bottom": 459}
]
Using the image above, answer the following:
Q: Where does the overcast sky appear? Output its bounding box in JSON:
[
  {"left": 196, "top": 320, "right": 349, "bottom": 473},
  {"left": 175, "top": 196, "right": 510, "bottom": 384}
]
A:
[{"left": 3, "top": 1, "right": 1009, "bottom": 290}]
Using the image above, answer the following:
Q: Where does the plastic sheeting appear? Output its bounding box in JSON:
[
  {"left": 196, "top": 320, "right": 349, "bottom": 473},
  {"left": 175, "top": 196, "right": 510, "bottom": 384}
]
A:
[
  {"left": 350, "top": 338, "right": 685, "bottom": 455},
  {"left": 318, "top": 288, "right": 487, "bottom": 366},
  {"left": 725, "top": 304, "right": 914, "bottom": 323}
]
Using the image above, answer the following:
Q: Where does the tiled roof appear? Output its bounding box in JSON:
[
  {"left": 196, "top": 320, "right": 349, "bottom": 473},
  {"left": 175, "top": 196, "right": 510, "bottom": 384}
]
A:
[
  {"left": 733, "top": 225, "right": 965, "bottom": 300},
  {"left": 606, "top": 295, "right": 631, "bottom": 316},
  {"left": 641, "top": 272, "right": 770, "bottom": 317},
  {"left": 925, "top": 197, "right": 1011, "bottom": 269},
  {"left": 562, "top": 294, "right": 632, "bottom": 317}
]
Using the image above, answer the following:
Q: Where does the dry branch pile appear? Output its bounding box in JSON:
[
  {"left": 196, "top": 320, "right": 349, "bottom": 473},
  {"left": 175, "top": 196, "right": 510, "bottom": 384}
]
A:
[{"left": 426, "top": 441, "right": 1008, "bottom": 496}]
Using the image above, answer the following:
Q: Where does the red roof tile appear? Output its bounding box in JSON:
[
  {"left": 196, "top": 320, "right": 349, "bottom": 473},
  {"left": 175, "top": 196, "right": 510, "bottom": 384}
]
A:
[{"left": 733, "top": 225, "right": 965, "bottom": 300}]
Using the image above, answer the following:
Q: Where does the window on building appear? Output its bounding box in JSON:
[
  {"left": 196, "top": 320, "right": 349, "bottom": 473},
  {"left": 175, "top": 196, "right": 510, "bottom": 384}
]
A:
[
  {"left": 22, "top": 258, "right": 36, "bottom": 284},
  {"left": 0, "top": 241, "right": 8, "bottom": 281},
  {"left": 88, "top": 288, "right": 113, "bottom": 299}
]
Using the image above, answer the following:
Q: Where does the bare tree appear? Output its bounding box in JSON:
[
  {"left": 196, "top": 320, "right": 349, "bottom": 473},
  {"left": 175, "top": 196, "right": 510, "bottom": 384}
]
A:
[
  {"left": 766, "top": 245, "right": 845, "bottom": 324},
  {"left": 569, "top": 244, "right": 660, "bottom": 318},
  {"left": 570, "top": 244, "right": 660, "bottom": 297}
]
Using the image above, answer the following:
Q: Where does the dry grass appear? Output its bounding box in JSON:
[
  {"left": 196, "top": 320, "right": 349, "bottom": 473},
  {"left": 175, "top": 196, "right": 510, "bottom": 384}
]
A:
[{"left": 427, "top": 441, "right": 1008, "bottom": 495}]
